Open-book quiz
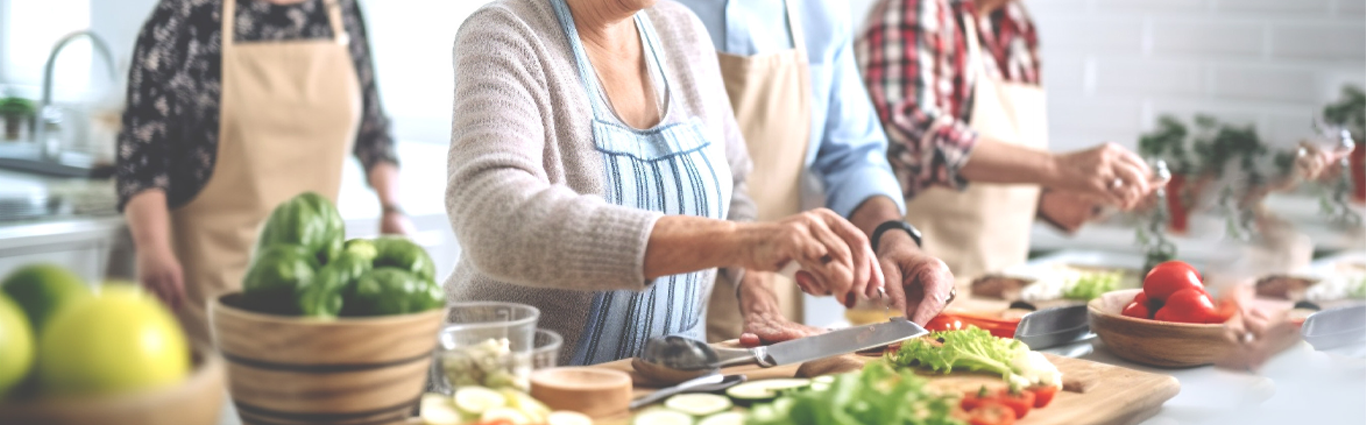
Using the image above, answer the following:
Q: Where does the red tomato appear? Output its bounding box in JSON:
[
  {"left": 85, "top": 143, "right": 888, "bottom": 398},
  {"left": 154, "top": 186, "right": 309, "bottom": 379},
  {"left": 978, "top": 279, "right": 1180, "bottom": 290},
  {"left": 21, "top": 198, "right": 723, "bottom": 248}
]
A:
[
  {"left": 1133, "top": 291, "right": 1161, "bottom": 310},
  {"left": 1143, "top": 261, "right": 1203, "bottom": 302},
  {"left": 1154, "top": 288, "right": 1216, "bottom": 323},
  {"left": 1028, "top": 385, "right": 1058, "bottom": 408},
  {"left": 1206, "top": 299, "right": 1237, "bottom": 324},
  {"left": 968, "top": 402, "right": 1017, "bottom": 425},
  {"left": 993, "top": 389, "right": 1035, "bottom": 419},
  {"left": 927, "top": 314, "right": 1019, "bottom": 339},
  {"left": 1121, "top": 301, "right": 1151, "bottom": 319},
  {"left": 961, "top": 386, "right": 992, "bottom": 412}
]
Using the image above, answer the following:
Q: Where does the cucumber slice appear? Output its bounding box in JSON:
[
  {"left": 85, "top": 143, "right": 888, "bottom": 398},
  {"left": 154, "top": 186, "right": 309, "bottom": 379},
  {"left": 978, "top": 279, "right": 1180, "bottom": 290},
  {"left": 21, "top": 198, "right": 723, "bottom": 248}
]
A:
[
  {"left": 724, "top": 379, "right": 811, "bottom": 405},
  {"left": 503, "top": 389, "right": 550, "bottom": 423},
  {"left": 697, "top": 412, "right": 745, "bottom": 425},
  {"left": 481, "top": 407, "right": 531, "bottom": 425},
  {"left": 812, "top": 375, "right": 837, "bottom": 385},
  {"left": 632, "top": 409, "right": 694, "bottom": 425},
  {"left": 547, "top": 411, "right": 594, "bottom": 425},
  {"left": 810, "top": 382, "right": 831, "bottom": 392},
  {"left": 455, "top": 386, "right": 507, "bottom": 415},
  {"left": 419, "top": 393, "right": 461, "bottom": 425},
  {"left": 663, "top": 393, "right": 732, "bottom": 416}
]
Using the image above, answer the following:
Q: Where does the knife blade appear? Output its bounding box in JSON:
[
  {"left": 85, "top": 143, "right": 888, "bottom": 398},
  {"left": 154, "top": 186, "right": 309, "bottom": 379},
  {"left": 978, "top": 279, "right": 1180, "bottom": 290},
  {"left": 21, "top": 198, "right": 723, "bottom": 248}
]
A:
[
  {"left": 1013, "top": 304, "right": 1093, "bottom": 350},
  {"left": 1301, "top": 305, "right": 1366, "bottom": 351},
  {"left": 752, "top": 317, "right": 927, "bottom": 366}
]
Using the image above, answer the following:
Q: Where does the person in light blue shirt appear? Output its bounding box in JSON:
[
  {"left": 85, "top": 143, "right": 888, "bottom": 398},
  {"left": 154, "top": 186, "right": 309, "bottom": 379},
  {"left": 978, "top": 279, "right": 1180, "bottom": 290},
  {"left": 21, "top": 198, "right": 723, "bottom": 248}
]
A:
[{"left": 679, "top": 0, "right": 955, "bottom": 345}]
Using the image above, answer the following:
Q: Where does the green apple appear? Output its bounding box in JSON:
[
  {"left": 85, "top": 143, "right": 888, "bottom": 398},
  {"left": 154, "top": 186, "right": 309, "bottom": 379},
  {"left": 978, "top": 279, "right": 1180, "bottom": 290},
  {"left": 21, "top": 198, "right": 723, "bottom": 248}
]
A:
[
  {"left": 37, "top": 285, "right": 189, "bottom": 396},
  {"left": 2, "top": 263, "right": 91, "bottom": 333},
  {"left": 0, "top": 294, "right": 34, "bottom": 398}
]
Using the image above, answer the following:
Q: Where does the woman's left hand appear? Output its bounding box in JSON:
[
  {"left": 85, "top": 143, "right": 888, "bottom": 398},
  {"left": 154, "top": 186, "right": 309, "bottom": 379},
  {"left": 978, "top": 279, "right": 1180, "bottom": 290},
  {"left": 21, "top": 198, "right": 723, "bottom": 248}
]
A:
[{"left": 380, "top": 210, "right": 415, "bottom": 235}]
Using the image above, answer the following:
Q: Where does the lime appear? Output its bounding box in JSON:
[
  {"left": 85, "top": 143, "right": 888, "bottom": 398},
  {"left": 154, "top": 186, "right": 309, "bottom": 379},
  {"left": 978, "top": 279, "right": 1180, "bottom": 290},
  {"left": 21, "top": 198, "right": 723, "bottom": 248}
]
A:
[
  {"left": 37, "top": 285, "right": 189, "bottom": 396},
  {"left": 0, "top": 294, "right": 34, "bottom": 397},
  {"left": 2, "top": 264, "right": 91, "bottom": 333}
]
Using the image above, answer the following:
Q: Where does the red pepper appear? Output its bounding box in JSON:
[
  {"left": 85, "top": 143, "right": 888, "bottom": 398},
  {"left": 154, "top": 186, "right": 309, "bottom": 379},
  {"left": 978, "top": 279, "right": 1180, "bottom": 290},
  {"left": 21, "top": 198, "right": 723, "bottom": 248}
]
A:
[
  {"left": 992, "top": 388, "right": 1035, "bottom": 419},
  {"left": 927, "top": 313, "right": 1020, "bottom": 339}
]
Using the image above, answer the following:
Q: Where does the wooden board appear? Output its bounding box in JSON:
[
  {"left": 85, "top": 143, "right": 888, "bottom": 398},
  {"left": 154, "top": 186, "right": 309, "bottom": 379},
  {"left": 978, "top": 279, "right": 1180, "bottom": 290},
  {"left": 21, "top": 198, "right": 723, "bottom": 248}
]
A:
[{"left": 594, "top": 349, "right": 1179, "bottom": 425}]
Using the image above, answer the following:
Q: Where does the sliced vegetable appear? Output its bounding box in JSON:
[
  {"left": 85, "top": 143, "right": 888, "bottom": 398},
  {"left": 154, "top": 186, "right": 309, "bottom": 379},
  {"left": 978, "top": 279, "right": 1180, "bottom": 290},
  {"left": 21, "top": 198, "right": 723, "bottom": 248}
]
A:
[
  {"left": 811, "top": 375, "right": 836, "bottom": 385},
  {"left": 481, "top": 407, "right": 531, "bottom": 425},
  {"left": 1028, "top": 385, "right": 1058, "bottom": 408},
  {"left": 1062, "top": 271, "right": 1121, "bottom": 301},
  {"left": 419, "top": 393, "right": 461, "bottom": 425},
  {"left": 724, "top": 379, "right": 810, "bottom": 405},
  {"left": 503, "top": 388, "right": 551, "bottom": 423},
  {"left": 697, "top": 412, "right": 744, "bottom": 425},
  {"left": 960, "top": 386, "right": 992, "bottom": 412},
  {"left": 664, "top": 393, "right": 732, "bottom": 416},
  {"left": 632, "top": 409, "right": 694, "bottom": 425},
  {"left": 455, "top": 386, "right": 507, "bottom": 415},
  {"left": 547, "top": 411, "right": 594, "bottom": 425},
  {"left": 888, "top": 327, "right": 1061, "bottom": 390},
  {"left": 967, "top": 402, "right": 1016, "bottom": 425},
  {"left": 743, "top": 363, "right": 962, "bottom": 425},
  {"left": 992, "top": 389, "right": 1035, "bottom": 419}
]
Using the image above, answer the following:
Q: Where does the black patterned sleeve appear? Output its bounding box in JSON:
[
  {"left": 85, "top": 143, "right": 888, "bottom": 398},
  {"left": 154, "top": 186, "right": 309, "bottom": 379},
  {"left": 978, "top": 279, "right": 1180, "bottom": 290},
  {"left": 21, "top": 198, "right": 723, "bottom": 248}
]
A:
[
  {"left": 115, "top": 1, "right": 184, "bottom": 211},
  {"left": 344, "top": 0, "right": 398, "bottom": 172}
]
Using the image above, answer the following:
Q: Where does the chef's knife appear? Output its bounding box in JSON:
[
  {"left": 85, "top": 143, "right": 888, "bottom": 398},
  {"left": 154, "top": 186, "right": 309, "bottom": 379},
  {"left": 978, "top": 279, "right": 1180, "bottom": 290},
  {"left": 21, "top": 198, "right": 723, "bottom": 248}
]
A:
[
  {"left": 1013, "top": 304, "right": 1093, "bottom": 350},
  {"left": 1301, "top": 304, "right": 1366, "bottom": 351},
  {"left": 713, "top": 317, "right": 927, "bottom": 367}
]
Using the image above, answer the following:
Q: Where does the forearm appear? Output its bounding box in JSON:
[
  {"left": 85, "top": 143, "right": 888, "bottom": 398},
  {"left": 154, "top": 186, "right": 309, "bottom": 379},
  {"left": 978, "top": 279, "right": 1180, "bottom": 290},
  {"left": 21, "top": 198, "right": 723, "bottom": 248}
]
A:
[
  {"left": 847, "top": 196, "right": 904, "bottom": 238},
  {"left": 367, "top": 161, "right": 402, "bottom": 208},
  {"left": 643, "top": 216, "right": 754, "bottom": 279},
  {"left": 958, "top": 138, "right": 1058, "bottom": 186},
  {"left": 124, "top": 190, "right": 174, "bottom": 254}
]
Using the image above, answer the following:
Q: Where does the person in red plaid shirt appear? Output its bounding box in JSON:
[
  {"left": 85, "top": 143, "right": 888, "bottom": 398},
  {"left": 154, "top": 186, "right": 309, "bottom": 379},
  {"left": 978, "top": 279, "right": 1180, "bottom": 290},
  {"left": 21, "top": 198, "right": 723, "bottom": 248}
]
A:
[{"left": 855, "top": 0, "right": 1160, "bottom": 276}]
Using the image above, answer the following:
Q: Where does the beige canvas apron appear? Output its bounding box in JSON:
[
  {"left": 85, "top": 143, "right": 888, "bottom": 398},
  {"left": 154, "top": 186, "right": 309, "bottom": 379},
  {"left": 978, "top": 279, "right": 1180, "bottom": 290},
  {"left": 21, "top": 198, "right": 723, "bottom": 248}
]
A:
[
  {"left": 172, "top": 0, "right": 360, "bottom": 343},
  {"left": 902, "top": 13, "right": 1047, "bottom": 279},
  {"left": 706, "top": 0, "right": 813, "bottom": 341}
]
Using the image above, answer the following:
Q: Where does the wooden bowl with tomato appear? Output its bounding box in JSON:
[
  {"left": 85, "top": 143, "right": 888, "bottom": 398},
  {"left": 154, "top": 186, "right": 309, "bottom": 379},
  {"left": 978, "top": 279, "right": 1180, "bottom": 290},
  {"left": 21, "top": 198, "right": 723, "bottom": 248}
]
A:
[{"left": 1088, "top": 261, "right": 1240, "bottom": 368}]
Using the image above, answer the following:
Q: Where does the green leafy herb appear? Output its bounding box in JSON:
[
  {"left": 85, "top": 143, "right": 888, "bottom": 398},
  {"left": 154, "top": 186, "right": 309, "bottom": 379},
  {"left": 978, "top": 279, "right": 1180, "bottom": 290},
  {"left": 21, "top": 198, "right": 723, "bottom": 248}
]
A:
[
  {"left": 1348, "top": 277, "right": 1366, "bottom": 300},
  {"left": 744, "top": 362, "right": 963, "bottom": 425},
  {"left": 1323, "top": 85, "right": 1366, "bottom": 136},
  {"left": 886, "top": 328, "right": 1062, "bottom": 390},
  {"left": 1062, "top": 271, "right": 1121, "bottom": 301}
]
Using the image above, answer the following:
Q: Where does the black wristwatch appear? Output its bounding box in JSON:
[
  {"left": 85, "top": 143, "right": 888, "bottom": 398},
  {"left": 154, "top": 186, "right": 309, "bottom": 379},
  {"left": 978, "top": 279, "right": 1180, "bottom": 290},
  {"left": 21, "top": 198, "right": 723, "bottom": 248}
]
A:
[{"left": 871, "top": 220, "right": 922, "bottom": 251}]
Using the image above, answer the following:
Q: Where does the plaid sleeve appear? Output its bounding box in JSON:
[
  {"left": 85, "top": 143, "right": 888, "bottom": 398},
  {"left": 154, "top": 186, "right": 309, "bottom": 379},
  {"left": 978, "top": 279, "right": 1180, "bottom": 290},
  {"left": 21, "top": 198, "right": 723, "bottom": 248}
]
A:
[
  {"left": 855, "top": 0, "right": 977, "bottom": 198},
  {"left": 344, "top": 0, "right": 398, "bottom": 172}
]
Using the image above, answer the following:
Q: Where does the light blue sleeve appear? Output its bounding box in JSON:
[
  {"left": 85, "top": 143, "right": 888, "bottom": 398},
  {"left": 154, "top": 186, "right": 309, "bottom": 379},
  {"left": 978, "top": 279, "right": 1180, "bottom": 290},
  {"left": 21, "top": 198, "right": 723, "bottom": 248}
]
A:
[{"left": 811, "top": 8, "right": 906, "bottom": 218}]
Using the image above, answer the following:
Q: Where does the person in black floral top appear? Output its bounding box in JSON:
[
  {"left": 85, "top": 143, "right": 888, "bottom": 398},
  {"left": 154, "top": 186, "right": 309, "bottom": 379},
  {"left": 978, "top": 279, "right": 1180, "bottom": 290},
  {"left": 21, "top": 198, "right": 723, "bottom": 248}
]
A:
[{"left": 118, "top": 0, "right": 412, "bottom": 311}]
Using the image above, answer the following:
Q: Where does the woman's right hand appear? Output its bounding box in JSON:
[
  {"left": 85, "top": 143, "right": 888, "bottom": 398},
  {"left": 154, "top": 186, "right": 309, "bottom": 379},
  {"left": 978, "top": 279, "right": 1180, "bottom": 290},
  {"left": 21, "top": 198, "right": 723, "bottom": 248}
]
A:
[
  {"left": 137, "top": 247, "right": 185, "bottom": 311},
  {"left": 735, "top": 209, "right": 884, "bottom": 308},
  {"left": 1050, "top": 142, "right": 1156, "bottom": 209}
]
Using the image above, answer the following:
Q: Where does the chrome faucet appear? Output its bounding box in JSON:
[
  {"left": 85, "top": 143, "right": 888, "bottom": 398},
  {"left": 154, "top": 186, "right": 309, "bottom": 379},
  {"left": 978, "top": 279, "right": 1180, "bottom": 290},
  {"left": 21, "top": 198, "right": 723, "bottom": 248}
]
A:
[{"left": 32, "top": 31, "right": 117, "bottom": 160}]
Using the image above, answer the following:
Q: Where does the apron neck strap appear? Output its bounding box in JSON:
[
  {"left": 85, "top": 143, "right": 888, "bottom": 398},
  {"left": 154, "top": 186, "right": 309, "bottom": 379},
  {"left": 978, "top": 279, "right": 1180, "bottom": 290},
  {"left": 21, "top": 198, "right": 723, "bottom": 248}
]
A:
[
  {"left": 782, "top": 0, "right": 808, "bottom": 60},
  {"left": 549, "top": 0, "right": 670, "bottom": 120},
  {"left": 221, "top": 0, "right": 350, "bottom": 48}
]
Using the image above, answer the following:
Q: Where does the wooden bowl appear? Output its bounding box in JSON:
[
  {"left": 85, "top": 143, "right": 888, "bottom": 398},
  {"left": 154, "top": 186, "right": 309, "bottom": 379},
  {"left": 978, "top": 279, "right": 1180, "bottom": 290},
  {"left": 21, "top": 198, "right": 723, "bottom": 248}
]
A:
[
  {"left": 1088, "top": 289, "right": 1239, "bottom": 368},
  {"left": 209, "top": 293, "right": 445, "bottom": 425},
  {"left": 0, "top": 343, "right": 225, "bottom": 425}
]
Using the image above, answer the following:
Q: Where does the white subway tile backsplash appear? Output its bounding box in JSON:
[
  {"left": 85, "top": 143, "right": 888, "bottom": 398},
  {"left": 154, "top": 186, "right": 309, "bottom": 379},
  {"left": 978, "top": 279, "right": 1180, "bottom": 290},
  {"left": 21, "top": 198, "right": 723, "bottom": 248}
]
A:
[
  {"left": 1215, "top": 0, "right": 1333, "bottom": 15},
  {"left": 1263, "top": 112, "right": 1321, "bottom": 147},
  {"left": 1093, "top": 58, "right": 1205, "bottom": 97},
  {"left": 1270, "top": 24, "right": 1366, "bottom": 61},
  {"left": 1093, "top": 0, "right": 1211, "bottom": 14},
  {"left": 1340, "top": 0, "right": 1366, "bottom": 16},
  {"left": 1047, "top": 99, "right": 1144, "bottom": 142},
  {"left": 1035, "top": 17, "right": 1146, "bottom": 54},
  {"left": 1041, "top": 53, "right": 1089, "bottom": 94},
  {"left": 1149, "top": 21, "right": 1265, "bottom": 58},
  {"left": 1211, "top": 66, "right": 1322, "bottom": 103}
]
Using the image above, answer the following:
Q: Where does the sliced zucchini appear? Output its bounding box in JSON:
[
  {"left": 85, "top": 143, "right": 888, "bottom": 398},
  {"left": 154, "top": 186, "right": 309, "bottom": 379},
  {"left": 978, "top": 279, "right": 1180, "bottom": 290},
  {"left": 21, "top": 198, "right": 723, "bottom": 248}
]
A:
[
  {"left": 419, "top": 393, "right": 461, "bottom": 425},
  {"left": 697, "top": 411, "right": 745, "bottom": 425},
  {"left": 481, "top": 406, "right": 531, "bottom": 425},
  {"left": 632, "top": 409, "right": 694, "bottom": 425},
  {"left": 724, "top": 378, "right": 811, "bottom": 405},
  {"left": 455, "top": 386, "right": 507, "bottom": 415},
  {"left": 547, "top": 411, "right": 594, "bottom": 425},
  {"left": 810, "top": 382, "right": 831, "bottom": 392},
  {"left": 503, "top": 389, "right": 550, "bottom": 423},
  {"left": 812, "top": 375, "right": 837, "bottom": 385},
  {"left": 664, "top": 393, "right": 732, "bottom": 416}
]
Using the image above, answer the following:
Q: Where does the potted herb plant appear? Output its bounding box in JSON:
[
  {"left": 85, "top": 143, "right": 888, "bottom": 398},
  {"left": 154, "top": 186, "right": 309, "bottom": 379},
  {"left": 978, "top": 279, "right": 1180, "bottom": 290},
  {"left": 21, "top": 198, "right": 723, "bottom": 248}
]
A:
[
  {"left": 1138, "top": 115, "right": 1195, "bottom": 233},
  {"left": 1322, "top": 85, "right": 1365, "bottom": 204},
  {"left": 0, "top": 96, "right": 35, "bottom": 141}
]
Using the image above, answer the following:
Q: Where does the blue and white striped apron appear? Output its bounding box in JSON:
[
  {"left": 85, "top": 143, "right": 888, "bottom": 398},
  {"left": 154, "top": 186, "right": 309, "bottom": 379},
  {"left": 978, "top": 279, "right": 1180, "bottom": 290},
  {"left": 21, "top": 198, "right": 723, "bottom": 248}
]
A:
[{"left": 549, "top": 0, "right": 733, "bottom": 365}]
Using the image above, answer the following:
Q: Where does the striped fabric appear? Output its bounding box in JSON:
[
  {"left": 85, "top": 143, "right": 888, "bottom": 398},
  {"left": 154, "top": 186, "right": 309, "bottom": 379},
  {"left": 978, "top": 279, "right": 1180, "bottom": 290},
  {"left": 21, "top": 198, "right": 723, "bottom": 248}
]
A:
[
  {"left": 549, "top": 0, "right": 732, "bottom": 365},
  {"left": 854, "top": 0, "right": 1040, "bottom": 198}
]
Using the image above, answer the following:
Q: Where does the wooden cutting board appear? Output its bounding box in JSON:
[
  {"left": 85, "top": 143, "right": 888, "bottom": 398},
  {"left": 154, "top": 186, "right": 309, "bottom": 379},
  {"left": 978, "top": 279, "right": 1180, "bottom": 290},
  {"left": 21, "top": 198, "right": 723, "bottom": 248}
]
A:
[{"left": 592, "top": 349, "right": 1179, "bottom": 425}]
